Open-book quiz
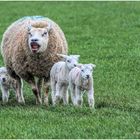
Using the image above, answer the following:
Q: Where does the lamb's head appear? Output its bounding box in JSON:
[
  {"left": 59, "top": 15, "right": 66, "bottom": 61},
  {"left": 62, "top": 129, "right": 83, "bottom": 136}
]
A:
[
  {"left": 27, "top": 24, "right": 51, "bottom": 53},
  {"left": 57, "top": 54, "right": 80, "bottom": 70},
  {"left": 0, "top": 72, "right": 9, "bottom": 85},
  {"left": 79, "top": 64, "right": 96, "bottom": 80}
]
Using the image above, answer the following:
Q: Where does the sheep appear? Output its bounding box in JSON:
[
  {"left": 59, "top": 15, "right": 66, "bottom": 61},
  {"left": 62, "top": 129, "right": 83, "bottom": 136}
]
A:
[
  {"left": 69, "top": 64, "right": 96, "bottom": 108},
  {"left": 50, "top": 54, "right": 80, "bottom": 105},
  {"left": 0, "top": 67, "right": 21, "bottom": 103},
  {"left": 1, "top": 16, "right": 68, "bottom": 105}
]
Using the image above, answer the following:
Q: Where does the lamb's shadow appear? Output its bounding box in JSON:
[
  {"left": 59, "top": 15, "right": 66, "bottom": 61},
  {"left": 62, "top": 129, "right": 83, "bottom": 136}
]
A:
[{"left": 96, "top": 101, "right": 140, "bottom": 113}]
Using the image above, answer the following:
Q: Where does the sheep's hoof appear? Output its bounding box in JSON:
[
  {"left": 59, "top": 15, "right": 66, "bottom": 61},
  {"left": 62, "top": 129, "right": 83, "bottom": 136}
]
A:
[
  {"left": 18, "top": 98, "right": 25, "bottom": 104},
  {"left": 36, "top": 98, "right": 42, "bottom": 105}
]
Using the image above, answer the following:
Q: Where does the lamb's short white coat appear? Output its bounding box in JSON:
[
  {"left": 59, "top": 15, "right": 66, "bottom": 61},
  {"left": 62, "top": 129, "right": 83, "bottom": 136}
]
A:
[
  {"left": 50, "top": 54, "right": 80, "bottom": 105},
  {"left": 69, "top": 64, "right": 96, "bottom": 108},
  {"left": 0, "top": 67, "right": 18, "bottom": 103}
]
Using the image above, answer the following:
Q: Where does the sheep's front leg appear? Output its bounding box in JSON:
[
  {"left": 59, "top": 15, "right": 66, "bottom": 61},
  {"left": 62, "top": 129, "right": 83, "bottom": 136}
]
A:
[
  {"left": 61, "top": 85, "right": 69, "bottom": 105},
  {"left": 15, "top": 78, "right": 25, "bottom": 104},
  {"left": 87, "top": 88, "right": 94, "bottom": 108},
  {"left": 37, "top": 78, "right": 43, "bottom": 99},
  {"left": 44, "top": 82, "right": 50, "bottom": 106},
  {"left": 1, "top": 86, "right": 9, "bottom": 103},
  {"left": 75, "top": 87, "right": 83, "bottom": 107}
]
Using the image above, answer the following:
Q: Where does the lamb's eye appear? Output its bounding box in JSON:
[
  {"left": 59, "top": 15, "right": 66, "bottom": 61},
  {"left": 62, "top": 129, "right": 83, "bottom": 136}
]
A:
[
  {"left": 42, "top": 32, "right": 48, "bottom": 37},
  {"left": 81, "top": 69, "right": 84, "bottom": 72},
  {"left": 28, "top": 32, "right": 32, "bottom": 36},
  {"left": 67, "top": 60, "right": 71, "bottom": 63}
]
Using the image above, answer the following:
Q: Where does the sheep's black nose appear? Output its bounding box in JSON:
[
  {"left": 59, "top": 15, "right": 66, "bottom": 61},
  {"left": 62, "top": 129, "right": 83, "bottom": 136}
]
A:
[
  {"left": 31, "top": 39, "right": 38, "bottom": 42},
  {"left": 86, "top": 75, "right": 89, "bottom": 79},
  {"left": 2, "top": 78, "right": 6, "bottom": 82}
]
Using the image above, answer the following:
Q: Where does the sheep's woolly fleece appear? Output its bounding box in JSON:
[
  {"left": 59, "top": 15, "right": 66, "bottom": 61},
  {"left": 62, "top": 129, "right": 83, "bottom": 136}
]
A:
[{"left": 1, "top": 16, "right": 68, "bottom": 81}]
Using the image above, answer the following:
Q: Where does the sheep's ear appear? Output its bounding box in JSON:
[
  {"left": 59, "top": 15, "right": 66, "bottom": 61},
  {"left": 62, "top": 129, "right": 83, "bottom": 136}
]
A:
[
  {"left": 27, "top": 25, "right": 32, "bottom": 32},
  {"left": 57, "top": 54, "right": 67, "bottom": 60},
  {"left": 90, "top": 64, "right": 96, "bottom": 69},
  {"left": 46, "top": 23, "right": 52, "bottom": 32}
]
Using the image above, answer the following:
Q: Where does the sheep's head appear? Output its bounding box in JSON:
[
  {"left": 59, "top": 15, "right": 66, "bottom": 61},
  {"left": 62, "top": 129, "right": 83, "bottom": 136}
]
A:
[
  {"left": 27, "top": 24, "right": 51, "bottom": 53},
  {"left": 0, "top": 72, "right": 9, "bottom": 85},
  {"left": 57, "top": 54, "right": 80, "bottom": 70},
  {"left": 79, "top": 64, "right": 96, "bottom": 80}
]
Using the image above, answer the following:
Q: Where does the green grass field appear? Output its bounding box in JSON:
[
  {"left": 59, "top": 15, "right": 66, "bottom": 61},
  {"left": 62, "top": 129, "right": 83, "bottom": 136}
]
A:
[{"left": 0, "top": 1, "right": 140, "bottom": 139}]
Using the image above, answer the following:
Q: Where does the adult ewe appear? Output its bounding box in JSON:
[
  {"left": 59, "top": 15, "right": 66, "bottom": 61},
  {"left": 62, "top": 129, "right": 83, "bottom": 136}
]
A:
[{"left": 1, "top": 16, "right": 68, "bottom": 105}]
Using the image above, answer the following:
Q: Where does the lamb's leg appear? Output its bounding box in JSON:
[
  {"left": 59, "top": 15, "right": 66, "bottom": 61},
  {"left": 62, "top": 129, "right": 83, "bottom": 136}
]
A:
[
  {"left": 44, "top": 84, "right": 50, "bottom": 106},
  {"left": 62, "top": 85, "right": 69, "bottom": 105},
  {"left": 75, "top": 87, "right": 83, "bottom": 107},
  {"left": 88, "top": 88, "right": 94, "bottom": 108},
  {"left": 1, "top": 86, "right": 9, "bottom": 103},
  {"left": 50, "top": 78, "right": 56, "bottom": 105},
  {"left": 53, "top": 83, "right": 61, "bottom": 106},
  {"left": 69, "top": 82, "right": 76, "bottom": 105}
]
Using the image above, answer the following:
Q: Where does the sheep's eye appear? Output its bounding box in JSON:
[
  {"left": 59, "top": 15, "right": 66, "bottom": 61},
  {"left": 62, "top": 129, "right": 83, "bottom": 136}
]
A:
[
  {"left": 28, "top": 32, "right": 32, "bottom": 36},
  {"left": 42, "top": 32, "right": 48, "bottom": 37},
  {"left": 81, "top": 69, "right": 84, "bottom": 72}
]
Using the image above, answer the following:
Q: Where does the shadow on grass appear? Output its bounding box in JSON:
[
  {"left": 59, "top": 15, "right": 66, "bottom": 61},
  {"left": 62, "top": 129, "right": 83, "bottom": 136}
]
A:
[
  {"left": 0, "top": 97, "right": 139, "bottom": 115},
  {"left": 96, "top": 101, "right": 140, "bottom": 113}
]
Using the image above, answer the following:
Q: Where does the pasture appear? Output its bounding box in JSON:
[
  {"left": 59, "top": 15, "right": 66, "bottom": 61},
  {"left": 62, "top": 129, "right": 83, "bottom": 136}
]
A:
[{"left": 0, "top": 1, "right": 140, "bottom": 139}]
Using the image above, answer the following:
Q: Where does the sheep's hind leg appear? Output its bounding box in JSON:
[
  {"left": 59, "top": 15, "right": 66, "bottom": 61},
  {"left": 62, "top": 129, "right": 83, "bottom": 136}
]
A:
[
  {"left": 23, "top": 74, "right": 42, "bottom": 105},
  {"left": 7, "top": 68, "right": 25, "bottom": 104},
  {"left": 31, "top": 79, "right": 42, "bottom": 105}
]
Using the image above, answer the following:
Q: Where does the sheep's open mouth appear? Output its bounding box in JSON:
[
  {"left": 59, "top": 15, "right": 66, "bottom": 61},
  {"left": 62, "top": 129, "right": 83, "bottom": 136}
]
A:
[{"left": 30, "top": 42, "right": 40, "bottom": 53}]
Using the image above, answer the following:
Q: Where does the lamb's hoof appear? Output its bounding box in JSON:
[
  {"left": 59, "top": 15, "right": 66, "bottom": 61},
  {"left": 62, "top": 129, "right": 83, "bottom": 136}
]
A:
[
  {"left": 55, "top": 95, "right": 61, "bottom": 104},
  {"left": 89, "top": 104, "right": 95, "bottom": 109},
  {"left": 44, "top": 98, "right": 49, "bottom": 106}
]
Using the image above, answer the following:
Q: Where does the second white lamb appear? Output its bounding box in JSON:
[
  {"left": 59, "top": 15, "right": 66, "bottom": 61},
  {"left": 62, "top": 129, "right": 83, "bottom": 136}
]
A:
[{"left": 69, "top": 64, "right": 96, "bottom": 108}]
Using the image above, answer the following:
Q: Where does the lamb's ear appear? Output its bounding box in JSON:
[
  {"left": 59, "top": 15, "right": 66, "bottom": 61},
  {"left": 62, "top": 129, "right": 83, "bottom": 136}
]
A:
[
  {"left": 46, "top": 22, "right": 52, "bottom": 32},
  {"left": 27, "top": 25, "right": 32, "bottom": 32},
  {"left": 57, "top": 54, "right": 68, "bottom": 60},
  {"left": 70, "top": 55, "right": 80, "bottom": 61},
  {"left": 76, "top": 63, "right": 83, "bottom": 68},
  {"left": 90, "top": 64, "right": 96, "bottom": 69}
]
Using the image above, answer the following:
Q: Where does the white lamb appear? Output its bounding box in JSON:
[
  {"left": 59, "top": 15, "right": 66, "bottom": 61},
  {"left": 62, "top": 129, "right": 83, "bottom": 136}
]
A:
[
  {"left": 50, "top": 54, "right": 80, "bottom": 105},
  {"left": 0, "top": 67, "right": 18, "bottom": 103},
  {"left": 69, "top": 64, "right": 96, "bottom": 108}
]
